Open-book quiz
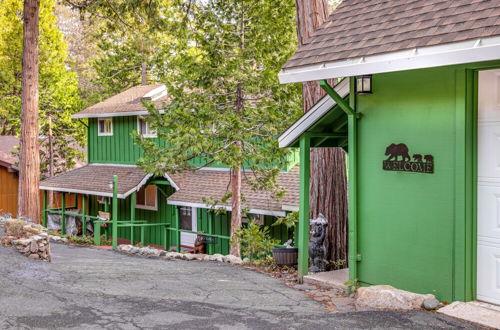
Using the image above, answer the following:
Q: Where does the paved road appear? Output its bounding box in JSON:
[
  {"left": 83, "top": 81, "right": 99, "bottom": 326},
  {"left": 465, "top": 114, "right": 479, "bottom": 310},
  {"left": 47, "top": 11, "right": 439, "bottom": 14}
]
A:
[{"left": 0, "top": 240, "right": 479, "bottom": 329}]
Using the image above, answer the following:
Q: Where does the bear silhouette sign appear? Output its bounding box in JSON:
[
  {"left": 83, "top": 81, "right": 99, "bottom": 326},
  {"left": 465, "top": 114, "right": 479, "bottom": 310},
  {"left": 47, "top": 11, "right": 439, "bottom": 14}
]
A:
[{"left": 383, "top": 143, "right": 434, "bottom": 174}]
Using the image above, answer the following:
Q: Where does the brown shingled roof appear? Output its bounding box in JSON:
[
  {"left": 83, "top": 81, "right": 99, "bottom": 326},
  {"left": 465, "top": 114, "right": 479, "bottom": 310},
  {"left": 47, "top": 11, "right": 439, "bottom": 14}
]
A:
[
  {"left": 0, "top": 136, "right": 18, "bottom": 167},
  {"left": 73, "top": 85, "right": 169, "bottom": 118},
  {"left": 283, "top": 0, "right": 500, "bottom": 70},
  {"left": 168, "top": 167, "right": 299, "bottom": 214},
  {"left": 40, "top": 164, "right": 151, "bottom": 198}
]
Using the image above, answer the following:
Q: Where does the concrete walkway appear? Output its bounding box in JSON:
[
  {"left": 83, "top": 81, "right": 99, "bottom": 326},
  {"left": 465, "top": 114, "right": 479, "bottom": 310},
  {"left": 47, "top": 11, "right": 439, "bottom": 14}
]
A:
[
  {"left": 0, "top": 240, "right": 482, "bottom": 329},
  {"left": 438, "top": 301, "right": 500, "bottom": 329}
]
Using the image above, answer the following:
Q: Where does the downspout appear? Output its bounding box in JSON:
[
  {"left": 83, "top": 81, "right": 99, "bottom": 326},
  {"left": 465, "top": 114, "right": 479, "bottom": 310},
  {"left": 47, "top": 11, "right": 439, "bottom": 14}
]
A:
[{"left": 320, "top": 78, "right": 360, "bottom": 282}]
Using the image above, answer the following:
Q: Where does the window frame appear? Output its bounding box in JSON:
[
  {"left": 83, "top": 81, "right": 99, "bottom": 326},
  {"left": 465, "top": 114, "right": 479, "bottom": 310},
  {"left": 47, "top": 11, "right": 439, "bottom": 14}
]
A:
[
  {"left": 97, "top": 117, "right": 113, "bottom": 136},
  {"left": 137, "top": 116, "right": 157, "bottom": 138},
  {"left": 136, "top": 184, "right": 158, "bottom": 211}
]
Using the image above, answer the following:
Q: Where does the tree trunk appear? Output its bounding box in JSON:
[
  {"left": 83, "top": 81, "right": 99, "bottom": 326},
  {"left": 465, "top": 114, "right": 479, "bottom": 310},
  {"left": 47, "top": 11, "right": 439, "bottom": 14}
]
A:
[
  {"left": 48, "top": 115, "right": 54, "bottom": 207},
  {"left": 18, "top": 0, "right": 41, "bottom": 223},
  {"left": 296, "top": 0, "right": 348, "bottom": 267},
  {"left": 141, "top": 61, "right": 147, "bottom": 85},
  {"left": 230, "top": 165, "right": 242, "bottom": 257}
]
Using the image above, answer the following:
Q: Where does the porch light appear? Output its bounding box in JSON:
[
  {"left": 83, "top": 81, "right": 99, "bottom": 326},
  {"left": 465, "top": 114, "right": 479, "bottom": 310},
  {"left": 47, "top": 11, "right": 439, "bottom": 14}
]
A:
[
  {"left": 108, "top": 180, "right": 114, "bottom": 190},
  {"left": 356, "top": 75, "right": 372, "bottom": 94}
]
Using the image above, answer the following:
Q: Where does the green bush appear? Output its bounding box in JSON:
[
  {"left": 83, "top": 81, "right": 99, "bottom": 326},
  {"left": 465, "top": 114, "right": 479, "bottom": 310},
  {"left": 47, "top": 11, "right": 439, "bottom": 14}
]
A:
[{"left": 231, "top": 220, "right": 279, "bottom": 261}]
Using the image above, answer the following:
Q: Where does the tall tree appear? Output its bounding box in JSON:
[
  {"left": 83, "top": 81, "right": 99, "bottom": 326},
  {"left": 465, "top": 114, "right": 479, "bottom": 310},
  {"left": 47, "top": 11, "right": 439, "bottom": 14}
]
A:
[
  {"left": 18, "top": 0, "right": 41, "bottom": 222},
  {"left": 295, "top": 0, "right": 348, "bottom": 266},
  {"left": 0, "top": 0, "right": 84, "bottom": 209},
  {"left": 138, "top": 0, "right": 302, "bottom": 257}
]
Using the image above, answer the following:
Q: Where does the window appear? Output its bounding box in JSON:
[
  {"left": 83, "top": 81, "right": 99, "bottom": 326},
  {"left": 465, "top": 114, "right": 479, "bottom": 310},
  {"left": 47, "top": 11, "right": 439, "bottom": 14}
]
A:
[
  {"left": 136, "top": 185, "right": 157, "bottom": 210},
  {"left": 98, "top": 118, "right": 113, "bottom": 136},
  {"left": 179, "top": 206, "right": 197, "bottom": 231},
  {"left": 137, "top": 117, "right": 157, "bottom": 138}
]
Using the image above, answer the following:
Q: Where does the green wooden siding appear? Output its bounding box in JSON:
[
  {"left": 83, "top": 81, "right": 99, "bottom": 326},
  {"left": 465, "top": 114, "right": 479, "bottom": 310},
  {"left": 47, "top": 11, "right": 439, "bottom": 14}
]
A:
[
  {"left": 88, "top": 117, "right": 167, "bottom": 164},
  {"left": 87, "top": 116, "right": 299, "bottom": 169}
]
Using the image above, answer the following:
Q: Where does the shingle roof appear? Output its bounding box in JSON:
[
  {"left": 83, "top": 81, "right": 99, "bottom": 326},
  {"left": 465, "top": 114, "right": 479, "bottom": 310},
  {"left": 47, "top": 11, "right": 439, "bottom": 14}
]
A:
[
  {"left": 0, "top": 136, "right": 18, "bottom": 167},
  {"left": 168, "top": 167, "right": 299, "bottom": 214},
  {"left": 283, "top": 0, "right": 500, "bottom": 70},
  {"left": 40, "top": 164, "right": 151, "bottom": 198},
  {"left": 73, "top": 85, "right": 169, "bottom": 118}
]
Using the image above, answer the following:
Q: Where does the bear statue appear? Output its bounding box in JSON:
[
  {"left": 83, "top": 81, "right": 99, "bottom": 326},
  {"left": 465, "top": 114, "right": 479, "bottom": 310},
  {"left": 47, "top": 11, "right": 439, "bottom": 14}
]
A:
[
  {"left": 309, "top": 214, "right": 328, "bottom": 273},
  {"left": 385, "top": 143, "right": 410, "bottom": 161}
]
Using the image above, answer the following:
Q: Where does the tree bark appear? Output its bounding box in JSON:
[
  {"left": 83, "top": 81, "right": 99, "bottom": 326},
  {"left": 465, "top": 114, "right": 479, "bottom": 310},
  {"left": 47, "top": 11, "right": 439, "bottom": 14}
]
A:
[
  {"left": 230, "top": 165, "right": 242, "bottom": 257},
  {"left": 48, "top": 115, "right": 54, "bottom": 207},
  {"left": 18, "top": 0, "right": 41, "bottom": 223},
  {"left": 141, "top": 61, "right": 147, "bottom": 85},
  {"left": 295, "top": 0, "right": 348, "bottom": 267}
]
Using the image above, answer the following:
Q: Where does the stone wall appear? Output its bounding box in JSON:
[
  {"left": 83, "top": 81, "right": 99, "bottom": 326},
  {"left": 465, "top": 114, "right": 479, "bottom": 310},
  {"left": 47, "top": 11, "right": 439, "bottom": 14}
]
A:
[{"left": 0, "top": 217, "right": 51, "bottom": 262}]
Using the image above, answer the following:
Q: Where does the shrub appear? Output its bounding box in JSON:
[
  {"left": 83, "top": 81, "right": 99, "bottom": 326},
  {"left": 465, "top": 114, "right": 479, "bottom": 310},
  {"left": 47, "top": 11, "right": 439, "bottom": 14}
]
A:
[{"left": 231, "top": 220, "right": 279, "bottom": 261}]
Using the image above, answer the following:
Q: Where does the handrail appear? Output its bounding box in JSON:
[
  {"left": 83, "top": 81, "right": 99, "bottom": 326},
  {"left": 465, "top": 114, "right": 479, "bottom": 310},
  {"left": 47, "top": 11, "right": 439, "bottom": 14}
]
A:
[{"left": 168, "top": 228, "right": 230, "bottom": 240}]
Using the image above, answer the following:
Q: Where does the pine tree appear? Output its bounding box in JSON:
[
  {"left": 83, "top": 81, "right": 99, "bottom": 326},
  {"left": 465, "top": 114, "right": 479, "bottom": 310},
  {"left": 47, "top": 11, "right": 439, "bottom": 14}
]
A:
[
  {"left": 0, "top": 0, "right": 84, "bottom": 202},
  {"left": 137, "top": 0, "right": 302, "bottom": 257}
]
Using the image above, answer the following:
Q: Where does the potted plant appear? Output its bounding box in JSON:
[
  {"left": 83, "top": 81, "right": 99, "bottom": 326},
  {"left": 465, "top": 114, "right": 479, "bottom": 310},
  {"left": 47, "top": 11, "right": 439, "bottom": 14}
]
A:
[{"left": 271, "top": 212, "right": 299, "bottom": 266}]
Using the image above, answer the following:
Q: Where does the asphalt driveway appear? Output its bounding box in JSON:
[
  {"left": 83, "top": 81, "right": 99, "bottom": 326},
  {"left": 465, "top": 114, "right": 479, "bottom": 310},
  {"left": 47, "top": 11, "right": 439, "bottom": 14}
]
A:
[{"left": 0, "top": 238, "right": 480, "bottom": 329}]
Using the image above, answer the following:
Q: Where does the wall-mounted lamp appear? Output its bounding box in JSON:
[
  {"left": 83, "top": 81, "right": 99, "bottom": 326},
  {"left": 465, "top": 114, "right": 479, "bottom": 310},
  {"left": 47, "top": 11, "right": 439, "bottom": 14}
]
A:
[
  {"left": 108, "top": 180, "right": 114, "bottom": 190},
  {"left": 356, "top": 75, "right": 372, "bottom": 94}
]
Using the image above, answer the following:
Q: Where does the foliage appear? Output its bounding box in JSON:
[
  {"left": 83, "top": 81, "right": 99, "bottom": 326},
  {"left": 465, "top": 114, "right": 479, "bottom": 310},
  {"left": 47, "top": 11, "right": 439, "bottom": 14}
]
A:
[
  {"left": 47, "top": 230, "right": 111, "bottom": 246},
  {"left": 344, "top": 278, "right": 359, "bottom": 295},
  {"left": 231, "top": 220, "right": 279, "bottom": 261},
  {"left": 273, "top": 211, "right": 298, "bottom": 230},
  {"left": 65, "top": 0, "right": 179, "bottom": 96},
  {"left": 0, "top": 0, "right": 84, "bottom": 177}
]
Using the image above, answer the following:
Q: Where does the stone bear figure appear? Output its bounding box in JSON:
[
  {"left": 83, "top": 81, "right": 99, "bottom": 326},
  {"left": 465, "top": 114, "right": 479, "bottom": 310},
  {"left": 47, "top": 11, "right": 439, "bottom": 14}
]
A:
[{"left": 309, "top": 214, "right": 328, "bottom": 273}]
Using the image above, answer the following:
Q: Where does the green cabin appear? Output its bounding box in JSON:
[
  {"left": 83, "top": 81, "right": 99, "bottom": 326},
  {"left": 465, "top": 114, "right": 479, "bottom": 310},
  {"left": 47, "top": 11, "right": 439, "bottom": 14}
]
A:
[
  {"left": 278, "top": 0, "right": 500, "bottom": 304},
  {"left": 40, "top": 84, "right": 299, "bottom": 255}
]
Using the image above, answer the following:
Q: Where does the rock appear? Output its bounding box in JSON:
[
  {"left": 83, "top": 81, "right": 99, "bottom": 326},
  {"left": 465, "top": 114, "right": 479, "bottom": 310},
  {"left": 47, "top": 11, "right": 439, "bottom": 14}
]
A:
[
  {"left": 224, "top": 255, "right": 243, "bottom": 265},
  {"left": 119, "top": 245, "right": 133, "bottom": 253},
  {"left": 28, "top": 253, "right": 39, "bottom": 260},
  {"left": 60, "top": 238, "right": 68, "bottom": 243},
  {"left": 29, "top": 241, "right": 38, "bottom": 253},
  {"left": 355, "top": 285, "right": 435, "bottom": 311},
  {"left": 203, "top": 255, "right": 212, "bottom": 261},
  {"left": 12, "top": 239, "right": 31, "bottom": 246},
  {"left": 422, "top": 298, "right": 440, "bottom": 310},
  {"left": 31, "top": 235, "right": 42, "bottom": 241},
  {"left": 165, "top": 252, "right": 180, "bottom": 259},
  {"left": 211, "top": 254, "right": 224, "bottom": 262},
  {"left": 294, "top": 285, "right": 316, "bottom": 291},
  {"left": 159, "top": 250, "right": 166, "bottom": 257},
  {"left": 130, "top": 247, "right": 140, "bottom": 254},
  {"left": 38, "top": 232, "right": 48, "bottom": 238},
  {"left": 242, "top": 257, "right": 250, "bottom": 264},
  {"left": 38, "top": 245, "right": 46, "bottom": 252}
]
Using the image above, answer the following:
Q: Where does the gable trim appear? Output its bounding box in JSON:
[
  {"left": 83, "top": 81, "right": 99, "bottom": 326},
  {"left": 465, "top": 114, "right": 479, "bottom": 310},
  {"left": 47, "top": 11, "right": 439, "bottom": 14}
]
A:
[
  {"left": 279, "top": 36, "right": 500, "bottom": 84},
  {"left": 278, "top": 78, "right": 349, "bottom": 148}
]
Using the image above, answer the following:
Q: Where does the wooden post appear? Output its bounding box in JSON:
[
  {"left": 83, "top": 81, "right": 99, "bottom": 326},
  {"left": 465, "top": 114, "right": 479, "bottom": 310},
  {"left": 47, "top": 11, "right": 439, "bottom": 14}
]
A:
[
  {"left": 82, "top": 194, "right": 87, "bottom": 236},
  {"left": 208, "top": 211, "right": 214, "bottom": 255},
  {"left": 112, "top": 175, "right": 118, "bottom": 250},
  {"left": 61, "top": 192, "right": 66, "bottom": 235},
  {"left": 94, "top": 221, "right": 101, "bottom": 246},
  {"left": 130, "top": 192, "right": 136, "bottom": 245},
  {"left": 42, "top": 190, "right": 47, "bottom": 227},
  {"left": 298, "top": 133, "right": 311, "bottom": 281},
  {"left": 175, "top": 206, "right": 180, "bottom": 252},
  {"left": 348, "top": 77, "right": 358, "bottom": 281},
  {"left": 104, "top": 197, "right": 109, "bottom": 240}
]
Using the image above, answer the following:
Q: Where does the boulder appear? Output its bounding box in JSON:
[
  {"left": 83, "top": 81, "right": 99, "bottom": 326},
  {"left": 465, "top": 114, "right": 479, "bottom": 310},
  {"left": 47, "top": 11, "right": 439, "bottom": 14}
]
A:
[
  {"left": 224, "top": 255, "right": 243, "bottom": 265},
  {"left": 355, "top": 285, "right": 435, "bottom": 311},
  {"left": 28, "top": 253, "right": 39, "bottom": 260},
  {"left": 29, "top": 241, "right": 38, "bottom": 253},
  {"left": 423, "top": 298, "right": 440, "bottom": 310}
]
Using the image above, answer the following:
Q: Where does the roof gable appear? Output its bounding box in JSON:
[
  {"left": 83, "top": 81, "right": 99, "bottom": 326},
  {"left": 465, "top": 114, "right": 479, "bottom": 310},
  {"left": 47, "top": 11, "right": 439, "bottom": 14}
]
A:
[
  {"left": 73, "top": 85, "right": 169, "bottom": 119},
  {"left": 284, "top": 0, "right": 500, "bottom": 70}
]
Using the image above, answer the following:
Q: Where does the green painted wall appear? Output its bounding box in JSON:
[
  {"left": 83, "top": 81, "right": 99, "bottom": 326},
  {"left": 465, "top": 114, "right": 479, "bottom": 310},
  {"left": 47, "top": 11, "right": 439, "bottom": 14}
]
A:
[
  {"left": 87, "top": 116, "right": 299, "bottom": 169},
  {"left": 355, "top": 66, "right": 464, "bottom": 301}
]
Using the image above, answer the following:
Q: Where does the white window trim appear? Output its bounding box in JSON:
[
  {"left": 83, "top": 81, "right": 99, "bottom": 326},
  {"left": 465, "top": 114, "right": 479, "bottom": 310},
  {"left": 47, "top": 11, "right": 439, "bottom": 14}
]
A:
[
  {"left": 137, "top": 117, "right": 157, "bottom": 138},
  {"left": 136, "top": 185, "right": 158, "bottom": 211},
  {"left": 98, "top": 117, "right": 113, "bottom": 136}
]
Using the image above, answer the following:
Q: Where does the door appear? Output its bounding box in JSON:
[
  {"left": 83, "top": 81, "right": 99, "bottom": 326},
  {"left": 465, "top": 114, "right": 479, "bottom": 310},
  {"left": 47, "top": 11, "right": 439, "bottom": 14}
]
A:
[
  {"left": 477, "top": 69, "right": 500, "bottom": 305},
  {"left": 179, "top": 206, "right": 197, "bottom": 248}
]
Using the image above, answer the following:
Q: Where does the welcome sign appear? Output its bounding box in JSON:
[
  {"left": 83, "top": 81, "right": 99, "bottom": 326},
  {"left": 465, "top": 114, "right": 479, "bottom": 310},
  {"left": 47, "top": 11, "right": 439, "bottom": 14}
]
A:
[{"left": 382, "top": 143, "right": 434, "bottom": 174}]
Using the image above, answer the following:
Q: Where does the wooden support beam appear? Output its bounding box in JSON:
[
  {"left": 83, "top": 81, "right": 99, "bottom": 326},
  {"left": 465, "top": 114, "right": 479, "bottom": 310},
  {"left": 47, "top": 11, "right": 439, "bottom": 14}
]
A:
[
  {"left": 348, "top": 76, "right": 359, "bottom": 281},
  {"left": 319, "top": 80, "right": 358, "bottom": 117},
  {"left": 298, "top": 133, "right": 311, "bottom": 281},
  {"left": 42, "top": 190, "right": 47, "bottom": 227},
  {"left": 175, "top": 206, "right": 180, "bottom": 252},
  {"left": 112, "top": 175, "right": 118, "bottom": 250},
  {"left": 130, "top": 192, "right": 136, "bottom": 245},
  {"left": 61, "top": 192, "right": 66, "bottom": 235},
  {"left": 82, "top": 194, "right": 87, "bottom": 236}
]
